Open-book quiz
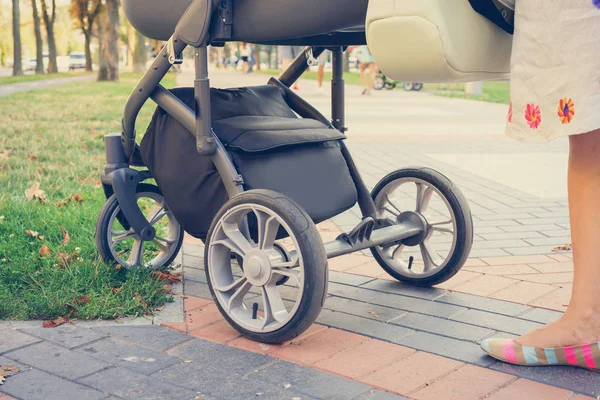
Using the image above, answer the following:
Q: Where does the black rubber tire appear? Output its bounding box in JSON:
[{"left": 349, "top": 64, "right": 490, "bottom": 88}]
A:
[
  {"left": 412, "top": 83, "right": 423, "bottom": 91},
  {"left": 205, "top": 189, "right": 328, "bottom": 344},
  {"left": 385, "top": 82, "right": 396, "bottom": 90},
  {"left": 373, "top": 76, "right": 385, "bottom": 91},
  {"left": 403, "top": 82, "right": 414, "bottom": 91},
  {"left": 369, "top": 168, "right": 473, "bottom": 287},
  {"left": 95, "top": 183, "right": 184, "bottom": 268}
]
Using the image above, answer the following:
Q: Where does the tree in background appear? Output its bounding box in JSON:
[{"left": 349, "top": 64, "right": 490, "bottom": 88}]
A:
[
  {"left": 40, "top": 0, "right": 58, "bottom": 73},
  {"left": 69, "top": 0, "right": 102, "bottom": 71},
  {"left": 31, "top": 0, "right": 45, "bottom": 74},
  {"left": 12, "top": 0, "right": 23, "bottom": 76},
  {"left": 132, "top": 29, "right": 146, "bottom": 73},
  {"left": 97, "top": 0, "right": 119, "bottom": 81}
]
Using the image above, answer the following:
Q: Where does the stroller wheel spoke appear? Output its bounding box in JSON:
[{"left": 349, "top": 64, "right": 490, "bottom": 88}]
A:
[
  {"left": 254, "top": 208, "right": 280, "bottom": 250},
  {"left": 261, "top": 284, "right": 289, "bottom": 326},
  {"left": 112, "top": 230, "right": 136, "bottom": 244},
  {"left": 272, "top": 267, "right": 301, "bottom": 287},
  {"left": 432, "top": 226, "right": 454, "bottom": 235},
  {"left": 416, "top": 182, "right": 434, "bottom": 213},
  {"left": 227, "top": 279, "right": 253, "bottom": 313},
  {"left": 127, "top": 239, "right": 144, "bottom": 267},
  {"left": 391, "top": 244, "right": 406, "bottom": 260},
  {"left": 221, "top": 223, "right": 254, "bottom": 256},
  {"left": 214, "top": 276, "right": 248, "bottom": 294},
  {"left": 147, "top": 204, "right": 166, "bottom": 225},
  {"left": 152, "top": 239, "right": 169, "bottom": 252},
  {"left": 420, "top": 241, "right": 441, "bottom": 272}
]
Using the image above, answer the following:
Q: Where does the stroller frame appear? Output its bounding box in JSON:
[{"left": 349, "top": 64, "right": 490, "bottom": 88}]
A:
[{"left": 102, "top": 42, "right": 422, "bottom": 262}]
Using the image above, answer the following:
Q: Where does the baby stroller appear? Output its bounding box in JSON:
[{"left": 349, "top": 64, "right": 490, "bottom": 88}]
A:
[{"left": 94, "top": 0, "right": 513, "bottom": 344}]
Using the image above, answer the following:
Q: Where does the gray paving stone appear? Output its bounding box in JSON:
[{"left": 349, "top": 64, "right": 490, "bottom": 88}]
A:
[
  {"left": 505, "top": 247, "right": 559, "bottom": 256},
  {"left": 352, "top": 389, "right": 408, "bottom": 400},
  {"left": 79, "top": 366, "right": 198, "bottom": 400},
  {"left": 329, "top": 270, "right": 376, "bottom": 287},
  {"left": 1, "top": 368, "right": 105, "bottom": 400},
  {"left": 450, "top": 309, "right": 542, "bottom": 336},
  {"left": 434, "top": 292, "right": 531, "bottom": 317},
  {"left": 518, "top": 308, "right": 564, "bottom": 324},
  {"left": 327, "top": 282, "right": 380, "bottom": 303},
  {"left": 185, "top": 280, "right": 213, "bottom": 299},
  {"left": 368, "top": 291, "right": 465, "bottom": 319},
  {"left": 184, "top": 266, "right": 207, "bottom": 282},
  {"left": 490, "top": 362, "right": 600, "bottom": 397},
  {"left": 0, "top": 328, "right": 40, "bottom": 354},
  {"left": 478, "top": 231, "right": 546, "bottom": 241},
  {"left": 541, "top": 229, "right": 571, "bottom": 237},
  {"left": 324, "top": 296, "right": 407, "bottom": 322},
  {"left": 500, "top": 224, "right": 564, "bottom": 233},
  {"left": 359, "top": 279, "right": 446, "bottom": 301},
  {"left": 160, "top": 339, "right": 276, "bottom": 398},
  {"left": 472, "top": 239, "right": 531, "bottom": 249},
  {"left": 518, "top": 218, "right": 571, "bottom": 226},
  {"left": 183, "top": 244, "right": 204, "bottom": 258},
  {"left": 316, "top": 309, "right": 415, "bottom": 343},
  {"left": 250, "top": 359, "right": 374, "bottom": 400},
  {"left": 467, "top": 248, "right": 512, "bottom": 258},
  {"left": 258, "top": 388, "right": 319, "bottom": 399},
  {"left": 78, "top": 337, "right": 180, "bottom": 374},
  {"left": 184, "top": 253, "right": 204, "bottom": 269},
  {"left": 472, "top": 219, "right": 520, "bottom": 228},
  {"left": 390, "top": 313, "right": 496, "bottom": 342},
  {"left": 92, "top": 325, "right": 193, "bottom": 352},
  {"left": 524, "top": 237, "right": 572, "bottom": 246},
  {"left": 19, "top": 325, "right": 108, "bottom": 349},
  {"left": 477, "top": 213, "right": 535, "bottom": 221},
  {"left": 398, "top": 331, "right": 494, "bottom": 367},
  {"left": 4, "top": 341, "right": 109, "bottom": 380}
]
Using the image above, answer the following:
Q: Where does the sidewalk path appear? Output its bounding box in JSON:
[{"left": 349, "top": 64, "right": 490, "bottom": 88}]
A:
[{"left": 0, "top": 74, "right": 94, "bottom": 98}]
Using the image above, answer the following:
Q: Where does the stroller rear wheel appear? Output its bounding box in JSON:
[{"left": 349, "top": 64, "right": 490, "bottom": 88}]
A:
[
  {"left": 205, "top": 189, "right": 327, "bottom": 344},
  {"left": 374, "top": 76, "right": 385, "bottom": 91},
  {"left": 95, "top": 183, "right": 184, "bottom": 269},
  {"left": 370, "top": 168, "right": 473, "bottom": 286}
]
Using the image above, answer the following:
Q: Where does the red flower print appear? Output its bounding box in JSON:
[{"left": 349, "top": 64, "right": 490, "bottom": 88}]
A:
[
  {"left": 557, "top": 98, "right": 575, "bottom": 124},
  {"left": 508, "top": 102, "right": 513, "bottom": 122},
  {"left": 525, "top": 103, "right": 541, "bottom": 129}
]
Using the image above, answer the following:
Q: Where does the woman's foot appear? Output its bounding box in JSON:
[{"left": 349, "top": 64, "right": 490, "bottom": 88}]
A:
[{"left": 517, "top": 311, "right": 600, "bottom": 348}]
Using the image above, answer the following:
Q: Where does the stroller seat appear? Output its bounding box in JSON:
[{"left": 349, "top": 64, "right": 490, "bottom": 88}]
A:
[{"left": 123, "top": 0, "right": 368, "bottom": 43}]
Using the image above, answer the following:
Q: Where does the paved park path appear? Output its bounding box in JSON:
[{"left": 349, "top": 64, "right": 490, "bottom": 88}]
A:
[
  {"left": 1, "top": 68, "right": 594, "bottom": 400},
  {"left": 0, "top": 74, "right": 94, "bottom": 98}
]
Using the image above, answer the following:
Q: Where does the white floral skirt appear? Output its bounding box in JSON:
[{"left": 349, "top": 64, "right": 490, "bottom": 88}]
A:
[{"left": 506, "top": 0, "right": 600, "bottom": 143}]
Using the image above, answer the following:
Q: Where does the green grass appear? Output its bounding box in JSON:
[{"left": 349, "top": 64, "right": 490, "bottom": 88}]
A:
[
  {"left": 424, "top": 81, "right": 510, "bottom": 104},
  {"left": 257, "top": 68, "right": 510, "bottom": 104},
  {"left": 0, "top": 73, "right": 176, "bottom": 321},
  {"left": 0, "top": 72, "right": 90, "bottom": 86}
]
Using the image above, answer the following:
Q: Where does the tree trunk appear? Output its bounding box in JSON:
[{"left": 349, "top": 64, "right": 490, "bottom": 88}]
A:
[
  {"left": 41, "top": 0, "right": 58, "bottom": 73},
  {"left": 253, "top": 44, "right": 260, "bottom": 71},
  {"left": 268, "top": 46, "right": 274, "bottom": 69},
  {"left": 84, "top": 30, "right": 93, "bottom": 71},
  {"left": 32, "top": 0, "right": 44, "bottom": 74},
  {"left": 98, "top": 0, "right": 119, "bottom": 81},
  {"left": 133, "top": 30, "right": 146, "bottom": 73},
  {"left": 12, "top": 0, "right": 23, "bottom": 76}
]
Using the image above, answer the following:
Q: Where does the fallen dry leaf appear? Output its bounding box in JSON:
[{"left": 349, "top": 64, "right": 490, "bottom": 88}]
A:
[
  {"left": 552, "top": 244, "right": 572, "bottom": 252},
  {"left": 56, "top": 198, "right": 72, "bottom": 207},
  {"left": 134, "top": 292, "right": 149, "bottom": 310},
  {"left": 2, "top": 364, "right": 20, "bottom": 373},
  {"left": 40, "top": 244, "right": 52, "bottom": 257},
  {"left": 25, "top": 182, "right": 47, "bottom": 203},
  {"left": 73, "top": 295, "right": 90, "bottom": 305},
  {"left": 73, "top": 194, "right": 83, "bottom": 203},
  {"left": 112, "top": 287, "right": 121, "bottom": 293},
  {"left": 55, "top": 251, "right": 77, "bottom": 268},
  {"left": 27, "top": 154, "right": 38, "bottom": 161},
  {"left": 60, "top": 226, "right": 70, "bottom": 246},
  {"left": 25, "top": 230, "right": 39, "bottom": 238},
  {"left": 115, "top": 264, "right": 122, "bottom": 270},
  {"left": 42, "top": 316, "right": 67, "bottom": 328},
  {"left": 368, "top": 311, "right": 380, "bottom": 318},
  {"left": 0, "top": 376, "right": 5, "bottom": 385},
  {"left": 153, "top": 270, "right": 183, "bottom": 284},
  {"left": 0, "top": 149, "right": 11, "bottom": 160}
]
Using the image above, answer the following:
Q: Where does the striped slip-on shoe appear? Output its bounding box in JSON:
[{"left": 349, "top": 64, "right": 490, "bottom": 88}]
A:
[{"left": 481, "top": 338, "right": 600, "bottom": 372}]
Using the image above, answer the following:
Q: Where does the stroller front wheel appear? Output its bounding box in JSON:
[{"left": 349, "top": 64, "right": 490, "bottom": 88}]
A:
[
  {"left": 205, "top": 189, "right": 327, "bottom": 344},
  {"left": 370, "top": 168, "right": 473, "bottom": 287},
  {"left": 95, "top": 184, "right": 184, "bottom": 270}
]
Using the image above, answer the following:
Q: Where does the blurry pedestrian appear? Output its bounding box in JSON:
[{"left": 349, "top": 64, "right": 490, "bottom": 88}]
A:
[
  {"left": 316, "top": 50, "right": 330, "bottom": 93},
  {"left": 350, "top": 45, "right": 376, "bottom": 95},
  {"left": 279, "top": 46, "right": 303, "bottom": 90}
]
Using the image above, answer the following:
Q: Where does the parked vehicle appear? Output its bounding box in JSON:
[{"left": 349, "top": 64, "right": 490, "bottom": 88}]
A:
[{"left": 68, "top": 52, "right": 86, "bottom": 71}]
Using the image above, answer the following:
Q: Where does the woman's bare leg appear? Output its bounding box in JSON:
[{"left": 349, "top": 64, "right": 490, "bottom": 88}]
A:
[
  {"left": 360, "top": 62, "right": 367, "bottom": 94},
  {"left": 367, "top": 63, "right": 376, "bottom": 94},
  {"left": 517, "top": 129, "right": 600, "bottom": 348}
]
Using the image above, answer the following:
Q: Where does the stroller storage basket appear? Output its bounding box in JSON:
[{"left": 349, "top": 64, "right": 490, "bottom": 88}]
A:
[
  {"left": 140, "top": 86, "right": 358, "bottom": 240},
  {"left": 366, "top": 0, "right": 513, "bottom": 83}
]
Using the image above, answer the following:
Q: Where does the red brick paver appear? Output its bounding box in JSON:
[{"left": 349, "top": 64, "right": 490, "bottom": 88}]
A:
[
  {"left": 269, "top": 327, "right": 368, "bottom": 366},
  {"left": 410, "top": 365, "right": 515, "bottom": 400},
  {"left": 186, "top": 303, "right": 223, "bottom": 332},
  {"left": 313, "top": 339, "right": 416, "bottom": 379},
  {"left": 485, "top": 378, "right": 573, "bottom": 400},
  {"left": 360, "top": 351, "right": 463, "bottom": 395},
  {"left": 190, "top": 320, "right": 241, "bottom": 343}
]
